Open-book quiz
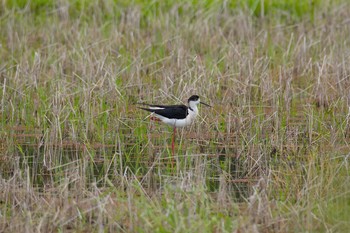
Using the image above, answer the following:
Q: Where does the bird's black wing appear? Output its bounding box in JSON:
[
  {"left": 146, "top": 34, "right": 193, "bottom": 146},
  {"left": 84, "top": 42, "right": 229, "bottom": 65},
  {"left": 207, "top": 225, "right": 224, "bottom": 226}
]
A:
[
  {"left": 138, "top": 103, "right": 181, "bottom": 108},
  {"left": 139, "top": 104, "right": 188, "bottom": 119}
]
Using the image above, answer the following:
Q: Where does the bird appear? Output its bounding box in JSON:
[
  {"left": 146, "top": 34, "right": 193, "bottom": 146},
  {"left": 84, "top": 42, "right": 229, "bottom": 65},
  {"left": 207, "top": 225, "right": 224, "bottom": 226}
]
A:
[{"left": 138, "top": 95, "right": 211, "bottom": 160}]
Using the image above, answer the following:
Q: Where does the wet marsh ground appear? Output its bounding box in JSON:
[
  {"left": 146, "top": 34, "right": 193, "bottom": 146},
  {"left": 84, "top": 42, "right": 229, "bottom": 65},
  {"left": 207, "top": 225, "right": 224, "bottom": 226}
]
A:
[{"left": 1, "top": 1, "right": 350, "bottom": 232}]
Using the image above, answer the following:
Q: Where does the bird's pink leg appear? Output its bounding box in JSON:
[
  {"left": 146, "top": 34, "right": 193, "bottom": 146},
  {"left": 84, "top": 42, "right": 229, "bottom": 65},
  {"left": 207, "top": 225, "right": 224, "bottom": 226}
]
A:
[{"left": 171, "top": 127, "right": 176, "bottom": 167}]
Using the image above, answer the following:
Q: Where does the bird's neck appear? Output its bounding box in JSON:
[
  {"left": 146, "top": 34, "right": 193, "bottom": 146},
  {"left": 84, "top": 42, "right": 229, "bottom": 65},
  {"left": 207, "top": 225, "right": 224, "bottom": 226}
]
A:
[{"left": 188, "top": 103, "right": 198, "bottom": 114}]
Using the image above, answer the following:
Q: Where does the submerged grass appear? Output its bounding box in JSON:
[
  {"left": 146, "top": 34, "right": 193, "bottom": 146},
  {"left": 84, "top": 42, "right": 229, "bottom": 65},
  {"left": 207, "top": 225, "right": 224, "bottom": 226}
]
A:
[{"left": 1, "top": 0, "right": 350, "bottom": 232}]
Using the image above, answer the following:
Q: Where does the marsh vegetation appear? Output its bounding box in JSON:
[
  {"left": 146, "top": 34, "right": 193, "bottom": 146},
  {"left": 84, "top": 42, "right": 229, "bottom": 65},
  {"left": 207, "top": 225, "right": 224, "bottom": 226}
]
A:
[{"left": 1, "top": 0, "right": 350, "bottom": 232}]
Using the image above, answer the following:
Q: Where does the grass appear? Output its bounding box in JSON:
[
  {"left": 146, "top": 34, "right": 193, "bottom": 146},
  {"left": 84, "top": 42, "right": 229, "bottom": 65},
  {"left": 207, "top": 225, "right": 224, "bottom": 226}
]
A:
[{"left": 1, "top": 0, "right": 350, "bottom": 232}]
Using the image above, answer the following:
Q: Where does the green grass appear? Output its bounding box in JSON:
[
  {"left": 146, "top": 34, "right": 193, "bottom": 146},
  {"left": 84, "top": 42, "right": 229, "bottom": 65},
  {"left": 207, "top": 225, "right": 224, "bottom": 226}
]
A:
[{"left": 1, "top": 0, "right": 350, "bottom": 232}]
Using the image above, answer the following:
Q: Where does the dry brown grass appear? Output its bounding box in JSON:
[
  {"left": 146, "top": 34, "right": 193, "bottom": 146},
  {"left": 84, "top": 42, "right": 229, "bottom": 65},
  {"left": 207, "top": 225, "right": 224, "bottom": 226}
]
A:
[{"left": 1, "top": 1, "right": 350, "bottom": 232}]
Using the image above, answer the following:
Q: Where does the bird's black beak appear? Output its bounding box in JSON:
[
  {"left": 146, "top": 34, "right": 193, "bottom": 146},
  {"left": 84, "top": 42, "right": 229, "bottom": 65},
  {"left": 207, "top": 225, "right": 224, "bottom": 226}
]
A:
[{"left": 200, "top": 101, "right": 211, "bottom": 107}]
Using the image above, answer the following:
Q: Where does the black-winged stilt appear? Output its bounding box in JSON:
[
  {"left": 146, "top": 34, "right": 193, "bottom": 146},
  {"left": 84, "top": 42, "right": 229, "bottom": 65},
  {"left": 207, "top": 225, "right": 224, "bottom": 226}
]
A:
[{"left": 138, "top": 95, "right": 211, "bottom": 160}]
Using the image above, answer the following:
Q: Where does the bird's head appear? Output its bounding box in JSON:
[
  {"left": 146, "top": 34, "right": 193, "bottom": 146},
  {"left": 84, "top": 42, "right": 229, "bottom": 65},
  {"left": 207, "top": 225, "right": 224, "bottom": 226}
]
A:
[{"left": 188, "top": 95, "right": 211, "bottom": 107}]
